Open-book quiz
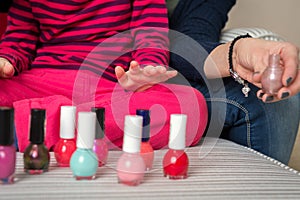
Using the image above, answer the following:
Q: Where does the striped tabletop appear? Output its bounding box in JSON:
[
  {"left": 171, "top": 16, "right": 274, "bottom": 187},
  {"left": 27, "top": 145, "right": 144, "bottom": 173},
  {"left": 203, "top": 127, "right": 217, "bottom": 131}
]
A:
[{"left": 1, "top": 137, "right": 300, "bottom": 200}]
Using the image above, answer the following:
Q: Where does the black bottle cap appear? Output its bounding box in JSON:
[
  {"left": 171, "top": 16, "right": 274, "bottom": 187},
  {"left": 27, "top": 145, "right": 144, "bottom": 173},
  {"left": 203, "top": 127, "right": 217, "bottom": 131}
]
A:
[
  {"left": 136, "top": 109, "right": 150, "bottom": 142},
  {"left": 91, "top": 107, "right": 105, "bottom": 139},
  {"left": 0, "top": 108, "right": 14, "bottom": 146},
  {"left": 29, "top": 109, "right": 46, "bottom": 144}
]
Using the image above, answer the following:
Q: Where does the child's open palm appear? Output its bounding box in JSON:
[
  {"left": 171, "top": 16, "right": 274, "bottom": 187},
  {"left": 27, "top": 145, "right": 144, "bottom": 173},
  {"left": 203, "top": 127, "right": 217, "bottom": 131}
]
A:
[{"left": 115, "top": 61, "right": 177, "bottom": 92}]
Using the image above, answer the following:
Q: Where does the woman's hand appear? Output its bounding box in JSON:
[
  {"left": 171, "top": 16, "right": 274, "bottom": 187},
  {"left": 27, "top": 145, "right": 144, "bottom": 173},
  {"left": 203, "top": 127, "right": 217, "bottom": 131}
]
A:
[
  {"left": 233, "top": 38, "right": 299, "bottom": 102},
  {"left": 0, "top": 57, "right": 15, "bottom": 78},
  {"left": 115, "top": 60, "right": 177, "bottom": 92}
]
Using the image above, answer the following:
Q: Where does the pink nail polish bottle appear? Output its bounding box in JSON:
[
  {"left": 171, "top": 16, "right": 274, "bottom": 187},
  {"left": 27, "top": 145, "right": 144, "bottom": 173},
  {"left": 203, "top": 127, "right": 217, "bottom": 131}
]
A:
[
  {"left": 24, "top": 109, "right": 50, "bottom": 175},
  {"left": 0, "top": 108, "right": 16, "bottom": 184},
  {"left": 54, "top": 106, "right": 77, "bottom": 167},
  {"left": 91, "top": 107, "right": 108, "bottom": 167},
  {"left": 117, "top": 115, "right": 145, "bottom": 186},
  {"left": 163, "top": 114, "right": 189, "bottom": 179},
  {"left": 261, "top": 54, "right": 283, "bottom": 95},
  {"left": 136, "top": 109, "right": 154, "bottom": 171}
]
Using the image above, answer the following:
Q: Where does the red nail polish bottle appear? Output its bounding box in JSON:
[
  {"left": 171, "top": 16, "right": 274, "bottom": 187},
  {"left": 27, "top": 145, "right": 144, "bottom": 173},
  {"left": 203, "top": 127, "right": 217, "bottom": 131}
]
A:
[
  {"left": 261, "top": 54, "right": 283, "bottom": 95},
  {"left": 136, "top": 109, "right": 154, "bottom": 171},
  {"left": 163, "top": 114, "right": 189, "bottom": 179},
  {"left": 91, "top": 107, "right": 108, "bottom": 167},
  {"left": 54, "top": 106, "right": 77, "bottom": 167}
]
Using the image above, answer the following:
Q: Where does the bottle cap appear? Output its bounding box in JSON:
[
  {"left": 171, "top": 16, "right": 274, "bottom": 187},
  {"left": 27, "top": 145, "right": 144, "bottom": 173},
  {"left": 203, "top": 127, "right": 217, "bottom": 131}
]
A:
[
  {"left": 0, "top": 108, "right": 14, "bottom": 146},
  {"left": 60, "top": 106, "right": 76, "bottom": 139},
  {"left": 136, "top": 109, "right": 150, "bottom": 142},
  {"left": 122, "top": 115, "right": 143, "bottom": 153},
  {"left": 77, "top": 112, "right": 96, "bottom": 149},
  {"left": 168, "top": 114, "right": 187, "bottom": 150},
  {"left": 91, "top": 107, "right": 105, "bottom": 139},
  {"left": 29, "top": 109, "right": 46, "bottom": 144}
]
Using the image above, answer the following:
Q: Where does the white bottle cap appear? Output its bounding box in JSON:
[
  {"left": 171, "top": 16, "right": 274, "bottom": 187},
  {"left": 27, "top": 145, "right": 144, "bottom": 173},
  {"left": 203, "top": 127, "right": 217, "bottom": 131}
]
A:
[
  {"left": 77, "top": 112, "right": 96, "bottom": 149},
  {"left": 60, "top": 106, "right": 76, "bottom": 139},
  {"left": 168, "top": 114, "right": 187, "bottom": 150},
  {"left": 122, "top": 115, "right": 143, "bottom": 153}
]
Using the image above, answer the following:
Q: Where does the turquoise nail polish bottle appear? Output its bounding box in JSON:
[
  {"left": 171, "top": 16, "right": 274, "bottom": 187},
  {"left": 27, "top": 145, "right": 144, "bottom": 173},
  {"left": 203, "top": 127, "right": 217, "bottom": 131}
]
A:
[{"left": 70, "top": 112, "right": 98, "bottom": 180}]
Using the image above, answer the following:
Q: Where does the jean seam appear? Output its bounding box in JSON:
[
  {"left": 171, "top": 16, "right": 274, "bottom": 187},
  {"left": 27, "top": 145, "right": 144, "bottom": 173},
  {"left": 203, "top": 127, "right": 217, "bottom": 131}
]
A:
[{"left": 206, "top": 97, "right": 251, "bottom": 148}]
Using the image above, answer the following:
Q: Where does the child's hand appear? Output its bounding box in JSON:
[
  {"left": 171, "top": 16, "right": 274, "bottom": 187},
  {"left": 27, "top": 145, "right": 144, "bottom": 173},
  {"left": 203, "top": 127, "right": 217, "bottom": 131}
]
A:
[
  {"left": 115, "top": 61, "right": 177, "bottom": 92},
  {"left": 0, "top": 58, "right": 15, "bottom": 78}
]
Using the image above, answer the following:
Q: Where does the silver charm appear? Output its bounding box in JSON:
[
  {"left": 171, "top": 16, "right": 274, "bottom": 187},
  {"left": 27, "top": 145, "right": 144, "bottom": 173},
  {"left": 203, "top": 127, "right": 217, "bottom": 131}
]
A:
[
  {"left": 230, "top": 69, "right": 244, "bottom": 85},
  {"left": 242, "top": 83, "right": 251, "bottom": 97}
]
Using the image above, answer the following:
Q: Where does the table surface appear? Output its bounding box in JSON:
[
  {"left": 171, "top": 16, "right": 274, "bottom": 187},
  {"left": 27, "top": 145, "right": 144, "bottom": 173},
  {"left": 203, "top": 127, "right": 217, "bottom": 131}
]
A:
[{"left": 1, "top": 137, "right": 300, "bottom": 200}]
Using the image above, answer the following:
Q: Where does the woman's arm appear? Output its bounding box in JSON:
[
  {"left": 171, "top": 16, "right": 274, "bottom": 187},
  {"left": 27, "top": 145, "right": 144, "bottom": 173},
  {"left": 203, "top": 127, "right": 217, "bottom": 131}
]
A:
[
  {"left": 206, "top": 37, "right": 300, "bottom": 101},
  {"left": 169, "top": 0, "right": 236, "bottom": 82}
]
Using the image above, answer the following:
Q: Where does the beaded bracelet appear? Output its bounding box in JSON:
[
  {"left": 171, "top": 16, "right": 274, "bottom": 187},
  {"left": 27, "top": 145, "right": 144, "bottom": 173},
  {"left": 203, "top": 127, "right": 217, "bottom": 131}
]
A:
[{"left": 228, "top": 33, "right": 252, "bottom": 97}]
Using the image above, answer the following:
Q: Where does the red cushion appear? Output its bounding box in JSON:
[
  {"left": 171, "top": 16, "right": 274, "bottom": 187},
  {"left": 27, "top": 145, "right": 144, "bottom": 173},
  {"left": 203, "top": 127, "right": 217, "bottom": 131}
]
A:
[{"left": 0, "top": 13, "right": 8, "bottom": 38}]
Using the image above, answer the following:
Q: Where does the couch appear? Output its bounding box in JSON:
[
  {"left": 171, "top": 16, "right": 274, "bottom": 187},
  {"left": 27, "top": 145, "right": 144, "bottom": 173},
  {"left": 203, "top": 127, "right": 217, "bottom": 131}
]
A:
[{"left": 1, "top": 137, "right": 300, "bottom": 199}]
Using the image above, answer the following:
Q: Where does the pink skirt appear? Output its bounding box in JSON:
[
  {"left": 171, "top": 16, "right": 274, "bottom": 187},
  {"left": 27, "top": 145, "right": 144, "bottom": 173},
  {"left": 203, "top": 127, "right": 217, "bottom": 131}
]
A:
[{"left": 0, "top": 68, "right": 208, "bottom": 152}]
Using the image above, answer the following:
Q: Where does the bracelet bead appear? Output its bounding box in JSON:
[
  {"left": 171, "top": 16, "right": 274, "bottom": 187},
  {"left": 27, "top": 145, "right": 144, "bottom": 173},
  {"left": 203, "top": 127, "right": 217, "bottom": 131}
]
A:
[{"left": 228, "top": 34, "right": 252, "bottom": 97}]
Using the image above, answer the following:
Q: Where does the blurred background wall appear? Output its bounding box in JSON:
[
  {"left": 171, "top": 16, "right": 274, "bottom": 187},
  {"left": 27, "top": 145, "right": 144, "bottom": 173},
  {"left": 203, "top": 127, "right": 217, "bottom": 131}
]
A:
[{"left": 225, "top": 0, "right": 300, "bottom": 48}]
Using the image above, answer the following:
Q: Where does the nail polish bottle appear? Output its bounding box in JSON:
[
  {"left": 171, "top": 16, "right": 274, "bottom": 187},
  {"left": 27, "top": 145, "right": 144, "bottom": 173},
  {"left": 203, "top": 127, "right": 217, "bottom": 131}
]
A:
[
  {"left": 117, "top": 115, "right": 145, "bottom": 186},
  {"left": 261, "top": 54, "right": 283, "bottom": 95},
  {"left": 54, "top": 106, "right": 77, "bottom": 167},
  {"left": 0, "top": 108, "right": 16, "bottom": 184},
  {"left": 70, "top": 112, "right": 98, "bottom": 180},
  {"left": 136, "top": 109, "right": 154, "bottom": 171},
  {"left": 163, "top": 114, "right": 189, "bottom": 179},
  {"left": 24, "top": 109, "right": 50, "bottom": 175},
  {"left": 91, "top": 107, "right": 108, "bottom": 167}
]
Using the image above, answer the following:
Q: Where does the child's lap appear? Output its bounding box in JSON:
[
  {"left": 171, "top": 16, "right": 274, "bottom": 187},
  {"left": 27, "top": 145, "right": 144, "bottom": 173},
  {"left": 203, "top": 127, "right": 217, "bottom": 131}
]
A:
[{"left": 1, "top": 68, "right": 207, "bottom": 151}]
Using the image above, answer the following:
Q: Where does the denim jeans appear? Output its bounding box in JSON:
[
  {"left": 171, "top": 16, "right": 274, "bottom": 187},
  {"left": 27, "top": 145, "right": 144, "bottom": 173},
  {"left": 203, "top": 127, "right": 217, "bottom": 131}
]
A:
[{"left": 192, "top": 77, "right": 300, "bottom": 165}]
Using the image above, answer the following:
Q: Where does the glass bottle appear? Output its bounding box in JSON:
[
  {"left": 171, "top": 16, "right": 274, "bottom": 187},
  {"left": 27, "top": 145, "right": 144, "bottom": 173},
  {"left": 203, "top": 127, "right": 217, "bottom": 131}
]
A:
[
  {"left": 117, "top": 115, "right": 145, "bottom": 186},
  {"left": 91, "top": 107, "right": 108, "bottom": 167},
  {"left": 261, "top": 54, "right": 283, "bottom": 95},
  {"left": 0, "top": 108, "right": 16, "bottom": 184},
  {"left": 70, "top": 112, "right": 98, "bottom": 180},
  {"left": 136, "top": 109, "right": 154, "bottom": 171},
  {"left": 54, "top": 106, "right": 77, "bottom": 167},
  {"left": 24, "top": 109, "right": 50, "bottom": 174},
  {"left": 163, "top": 114, "right": 189, "bottom": 179}
]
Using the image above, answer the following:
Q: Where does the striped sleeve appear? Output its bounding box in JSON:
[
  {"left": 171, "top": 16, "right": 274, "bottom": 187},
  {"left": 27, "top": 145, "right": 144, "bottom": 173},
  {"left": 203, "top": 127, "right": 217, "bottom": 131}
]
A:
[
  {"left": 130, "top": 0, "right": 169, "bottom": 67},
  {"left": 0, "top": 0, "right": 39, "bottom": 74}
]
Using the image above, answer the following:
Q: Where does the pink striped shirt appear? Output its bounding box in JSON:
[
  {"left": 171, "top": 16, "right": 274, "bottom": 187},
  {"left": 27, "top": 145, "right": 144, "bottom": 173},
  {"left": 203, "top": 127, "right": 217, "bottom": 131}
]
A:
[{"left": 0, "top": 0, "right": 169, "bottom": 81}]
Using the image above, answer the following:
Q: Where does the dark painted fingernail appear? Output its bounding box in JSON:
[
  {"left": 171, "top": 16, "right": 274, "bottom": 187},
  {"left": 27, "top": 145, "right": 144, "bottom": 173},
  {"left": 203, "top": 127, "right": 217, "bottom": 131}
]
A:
[
  {"left": 281, "top": 92, "right": 290, "bottom": 99},
  {"left": 259, "top": 92, "right": 264, "bottom": 98},
  {"left": 286, "top": 77, "right": 293, "bottom": 86},
  {"left": 266, "top": 96, "right": 274, "bottom": 102}
]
